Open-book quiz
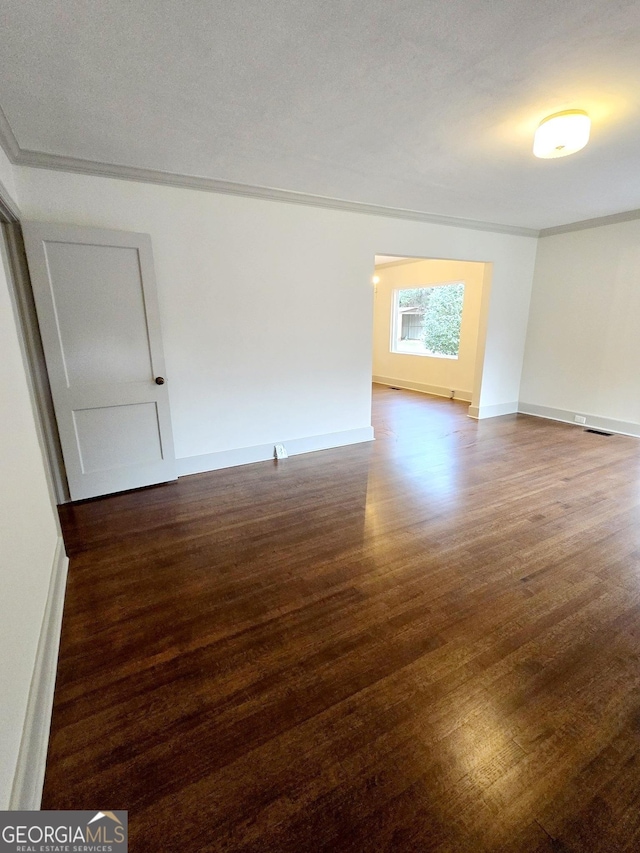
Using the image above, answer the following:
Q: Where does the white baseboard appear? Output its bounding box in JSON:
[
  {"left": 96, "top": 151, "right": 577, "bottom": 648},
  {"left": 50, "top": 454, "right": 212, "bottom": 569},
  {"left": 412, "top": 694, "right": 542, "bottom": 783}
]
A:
[
  {"left": 517, "top": 402, "right": 640, "bottom": 438},
  {"left": 9, "top": 537, "right": 69, "bottom": 810},
  {"left": 372, "top": 376, "right": 472, "bottom": 403},
  {"left": 467, "top": 401, "right": 519, "bottom": 419},
  {"left": 176, "top": 426, "right": 374, "bottom": 477}
]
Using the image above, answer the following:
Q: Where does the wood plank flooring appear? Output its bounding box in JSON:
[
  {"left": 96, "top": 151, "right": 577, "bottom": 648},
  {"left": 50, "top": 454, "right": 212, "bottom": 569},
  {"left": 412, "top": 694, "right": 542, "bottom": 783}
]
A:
[{"left": 44, "top": 384, "right": 640, "bottom": 851}]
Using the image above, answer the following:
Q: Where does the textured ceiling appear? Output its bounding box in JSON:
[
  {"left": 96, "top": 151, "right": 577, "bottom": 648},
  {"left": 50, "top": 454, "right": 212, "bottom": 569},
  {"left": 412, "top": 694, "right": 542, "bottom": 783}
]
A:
[{"left": 2, "top": 0, "right": 640, "bottom": 229}]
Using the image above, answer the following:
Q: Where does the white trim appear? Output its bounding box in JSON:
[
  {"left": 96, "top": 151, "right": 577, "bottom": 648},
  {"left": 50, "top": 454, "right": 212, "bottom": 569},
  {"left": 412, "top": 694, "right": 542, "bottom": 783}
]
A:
[
  {"left": 0, "top": 113, "right": 536, "bottom": 237},
  {"left": 176, "top": 426, "right": 374, "bottom": 477},
  {"left": 372, "top": 376, "right": 472, "bottom": 402},
  {"left": 539, "top": 208, "right": 640, "bottom": 237},
  {"left": 467, "top": 401, "right": 518, "bottom": 419},
  {"left": 0, "top": 104, "right": 20, "bottom": 163},
  {"left": 4, "top": 101, "right": 640, "bottom": 239},
  {"left": 2, "top": 224, "right": 69, "bottom": 506},
  {"left": 12, "top": 151, "right": 640, "bottom": 240},
  {"left": 0, "top": 107, "right": 21, "bottom": 221},
  {"left": 0, "top": 177, "right": 20, "bottom": 223},
  {"left": 14, "top": 151, "right": 538, "bottom": 236},
  {"left": 9, "top": 537, "right": 69, "bottom": 811},
  {"left": 389, "top": 281, "right": 465, "bottom": 359},
  {"left": 517, "top": 402, "right": 640, "bottom": 438}
]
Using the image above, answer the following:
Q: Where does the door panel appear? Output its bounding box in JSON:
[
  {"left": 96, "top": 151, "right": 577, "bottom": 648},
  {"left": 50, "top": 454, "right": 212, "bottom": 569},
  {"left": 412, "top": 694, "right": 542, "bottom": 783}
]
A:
[
  {"left": 23, "top": 222, "right": 176, "bottom": 501},
  {"left": 45, "top": 242, "right": 154, "bottom": 386},
  {"left": 73, "top": 402, "right": 163, "bottom": 473}
]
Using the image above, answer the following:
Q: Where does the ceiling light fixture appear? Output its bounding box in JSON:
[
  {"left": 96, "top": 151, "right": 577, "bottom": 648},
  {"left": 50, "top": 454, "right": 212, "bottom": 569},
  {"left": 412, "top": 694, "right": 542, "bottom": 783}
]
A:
[{"left": 533, "top": 110, "right": 591, "bottom": 159}]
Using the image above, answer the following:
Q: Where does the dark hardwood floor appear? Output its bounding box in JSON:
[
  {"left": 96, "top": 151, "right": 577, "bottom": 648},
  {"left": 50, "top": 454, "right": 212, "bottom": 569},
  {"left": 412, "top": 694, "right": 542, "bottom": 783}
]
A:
[{"left": 44, "top": 384, "right": 640, "bottom": 852}]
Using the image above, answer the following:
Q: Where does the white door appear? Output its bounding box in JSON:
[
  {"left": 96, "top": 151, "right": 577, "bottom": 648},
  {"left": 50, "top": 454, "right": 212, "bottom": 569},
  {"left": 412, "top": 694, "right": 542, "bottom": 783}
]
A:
[{"left": 23, "top": 222, "right": 177, "bottom": 501}]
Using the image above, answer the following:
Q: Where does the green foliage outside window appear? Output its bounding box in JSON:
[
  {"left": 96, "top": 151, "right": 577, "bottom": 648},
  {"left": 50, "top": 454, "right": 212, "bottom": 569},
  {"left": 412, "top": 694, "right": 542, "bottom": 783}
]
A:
[
  {"left": 421, "top": 283, "right": 464, "bottom": 356},
  {"left": 398, "top": 287, "right": 433, "bottom": 312},
  {"left": 395, "top": 283, "right": 464, "bottom": 357}
]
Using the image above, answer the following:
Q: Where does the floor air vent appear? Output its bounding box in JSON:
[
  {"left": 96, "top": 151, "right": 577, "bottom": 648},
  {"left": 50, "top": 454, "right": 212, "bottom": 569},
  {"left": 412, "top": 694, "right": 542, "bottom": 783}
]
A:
[{"left": 584, "top": 428, "right": 613, "bottom": 436}]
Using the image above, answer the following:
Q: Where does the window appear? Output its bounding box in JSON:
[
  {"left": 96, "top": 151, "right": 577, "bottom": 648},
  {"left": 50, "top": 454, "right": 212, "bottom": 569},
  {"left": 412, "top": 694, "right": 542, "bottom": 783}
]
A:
[{"left": 391, "top": 283, "right": 464, "bottom": 358}]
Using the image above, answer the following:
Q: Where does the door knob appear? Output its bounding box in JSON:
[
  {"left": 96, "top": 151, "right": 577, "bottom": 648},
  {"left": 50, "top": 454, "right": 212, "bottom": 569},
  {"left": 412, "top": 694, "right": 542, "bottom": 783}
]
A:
[{"left": 155, "top": 376, "right": 165, "bottom": 385}]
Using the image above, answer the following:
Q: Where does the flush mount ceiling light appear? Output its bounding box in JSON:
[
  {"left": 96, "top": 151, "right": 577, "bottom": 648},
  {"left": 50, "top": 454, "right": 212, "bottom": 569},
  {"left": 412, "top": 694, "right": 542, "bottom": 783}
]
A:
[{"left": 533, "top": 110, "right": 591, "bottom": 159}]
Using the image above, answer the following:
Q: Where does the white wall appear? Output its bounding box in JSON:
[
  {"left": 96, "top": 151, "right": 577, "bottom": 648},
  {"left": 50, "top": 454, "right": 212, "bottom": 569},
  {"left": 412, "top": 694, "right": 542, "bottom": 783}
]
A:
[
  {"left": 520, "top": 219, "right": 640, "bottom": 434},
  {"left": 0, "top": 227, "right": 60, "bottom": 808},
  {"left": 15, "top": 166, "right": 538, "bottom": 464},
  {"left": 0, "top": 163, "right": 538, "bottom": 803},
  {"left": 372, "top": 258, "right": 486, "bottom": 402}
]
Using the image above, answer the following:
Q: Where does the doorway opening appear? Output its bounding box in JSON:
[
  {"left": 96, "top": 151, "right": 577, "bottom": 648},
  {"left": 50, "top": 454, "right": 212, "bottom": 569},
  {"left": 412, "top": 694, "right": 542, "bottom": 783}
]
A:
[{"left": 371, "top": 254, "right": 492, "bottom": 415}]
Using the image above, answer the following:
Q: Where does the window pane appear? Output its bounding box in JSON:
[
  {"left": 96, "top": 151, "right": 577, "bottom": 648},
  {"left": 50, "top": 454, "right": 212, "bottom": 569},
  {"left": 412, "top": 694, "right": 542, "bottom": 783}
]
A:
[{"left": 391, "top": 283, "right": 464, "bottom": 358}]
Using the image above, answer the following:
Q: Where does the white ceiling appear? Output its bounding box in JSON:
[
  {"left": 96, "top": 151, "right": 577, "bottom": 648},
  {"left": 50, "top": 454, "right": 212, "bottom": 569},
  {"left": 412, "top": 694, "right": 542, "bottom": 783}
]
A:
[{"left": 2, "top": 0, "right": 640, "bottom": 230}]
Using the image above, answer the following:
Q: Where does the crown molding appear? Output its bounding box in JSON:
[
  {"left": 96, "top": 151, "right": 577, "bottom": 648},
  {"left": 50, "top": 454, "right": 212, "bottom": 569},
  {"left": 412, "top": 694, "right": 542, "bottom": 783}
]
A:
[
  {"left": 539, "top": 208, "right": 640, "bottom": 237},
  {"left": 4, "top": 106, "right": 640, "bottom": 240},
  {"left": 0, "top": 110, "right": 539, "bottom": 237},
  {"left": 0, "top": 105, "right": 21, "bottom": 220},
  {"left": 0, "top": 104, "right": 21, "bottom": 162},
  {"left": 14, "top": 148, "right": 541, "bottom": 237}
]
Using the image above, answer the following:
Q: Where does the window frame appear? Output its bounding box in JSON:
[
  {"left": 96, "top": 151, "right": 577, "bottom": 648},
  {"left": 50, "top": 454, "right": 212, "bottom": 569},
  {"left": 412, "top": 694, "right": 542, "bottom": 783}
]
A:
[{"left": 390, "top": 281, "right": 465, "bottom": 360}]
